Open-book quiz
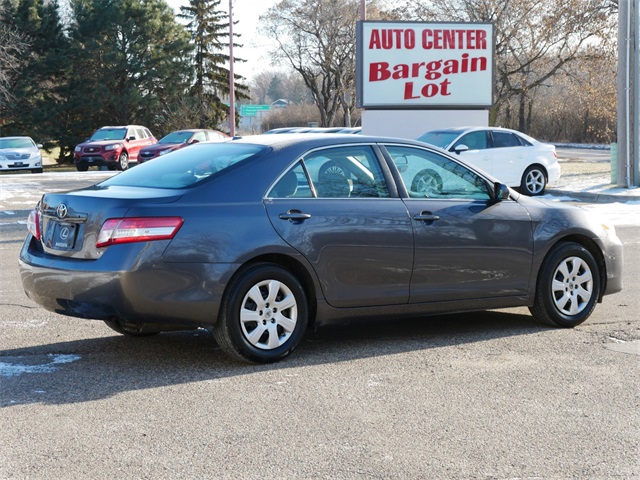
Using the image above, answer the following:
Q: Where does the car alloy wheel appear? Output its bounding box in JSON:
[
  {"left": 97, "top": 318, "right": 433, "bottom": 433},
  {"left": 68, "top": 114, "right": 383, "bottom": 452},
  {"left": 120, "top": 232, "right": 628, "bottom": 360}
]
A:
[
  {"left": 521, "top": 166, "right": 546, "bottom": 196},
  {"left": 118, "top": 152, "right": 129, "bottom": 171}
]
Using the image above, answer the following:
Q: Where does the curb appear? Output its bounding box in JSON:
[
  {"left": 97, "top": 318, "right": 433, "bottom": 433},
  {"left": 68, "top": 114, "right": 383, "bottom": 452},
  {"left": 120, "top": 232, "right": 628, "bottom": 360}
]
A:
[{"left": 546, "top": 188, "right": 640, "bottom": 203}]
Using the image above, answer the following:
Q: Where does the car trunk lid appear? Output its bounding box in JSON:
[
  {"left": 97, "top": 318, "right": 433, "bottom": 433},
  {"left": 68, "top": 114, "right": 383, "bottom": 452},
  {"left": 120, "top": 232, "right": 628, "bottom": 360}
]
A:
[{"left": 36, "top": 185, "right": 183, "bottom": 260}]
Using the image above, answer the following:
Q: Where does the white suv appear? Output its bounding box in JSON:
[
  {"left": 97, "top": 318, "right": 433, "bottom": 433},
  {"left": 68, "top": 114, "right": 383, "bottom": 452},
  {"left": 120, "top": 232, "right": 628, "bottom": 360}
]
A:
[
  {"left": 418, "top": 127, "right": 560, "bottom": 195},
  {"left": 0, "top": 136, "right": 43, "bottom": 174}
]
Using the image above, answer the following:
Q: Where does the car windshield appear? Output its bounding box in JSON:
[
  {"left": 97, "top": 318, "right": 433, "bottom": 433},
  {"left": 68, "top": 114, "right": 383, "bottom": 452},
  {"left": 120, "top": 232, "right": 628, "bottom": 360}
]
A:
[
  {"left": 99, "top": 143, "right": 267, "bottom": 189},
  {"left": 90, "top": 128, "right": 127, "bottom": 141},
  {"left": 159, "top": 131, "right": 193, "bottom": 144},
  {"left": 417, "top": 131, "right": 460, "bottom": 148},
  {"left": 0, "top": 138, "right": 35, "bottom": 149}
]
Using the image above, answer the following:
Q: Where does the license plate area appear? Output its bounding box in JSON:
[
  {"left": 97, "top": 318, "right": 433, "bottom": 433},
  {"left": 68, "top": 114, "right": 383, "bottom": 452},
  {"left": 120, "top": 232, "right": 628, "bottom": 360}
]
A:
[{"left": 45, "top": 221, "right": 78, "bottom": 250}]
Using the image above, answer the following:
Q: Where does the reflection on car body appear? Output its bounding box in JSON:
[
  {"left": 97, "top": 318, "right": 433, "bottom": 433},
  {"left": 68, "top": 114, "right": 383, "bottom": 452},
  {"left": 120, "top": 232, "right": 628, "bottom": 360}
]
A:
[{"left": 20, "top": 134, "right": 622, "bottom": 364}]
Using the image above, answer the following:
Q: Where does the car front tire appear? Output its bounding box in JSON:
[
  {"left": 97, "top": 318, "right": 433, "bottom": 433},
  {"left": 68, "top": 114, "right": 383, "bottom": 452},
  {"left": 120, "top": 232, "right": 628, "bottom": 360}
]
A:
[
  {"left": 117, "top": 152, "right": 129, "bottom": 171},
  {"left": 76, "top": 163, "right": 88, "bottom": 172},
  {"left": 214, "top": 263, "right": 308, "bottom": 363},
  {"left": 520, "top": 165, "right": 547, "bottom": 196},
  {"left": 530, "top": 242, "right": 601, "bottom": 328}
]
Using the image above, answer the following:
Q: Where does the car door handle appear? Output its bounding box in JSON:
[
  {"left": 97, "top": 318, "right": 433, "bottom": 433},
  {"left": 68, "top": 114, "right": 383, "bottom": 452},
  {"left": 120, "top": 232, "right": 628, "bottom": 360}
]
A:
[
  {"left": 279, "top": 210, "right": 311, "bottom": 222},
  {"left": 414, "top": 212, "right": 440, "bottom": 222}
]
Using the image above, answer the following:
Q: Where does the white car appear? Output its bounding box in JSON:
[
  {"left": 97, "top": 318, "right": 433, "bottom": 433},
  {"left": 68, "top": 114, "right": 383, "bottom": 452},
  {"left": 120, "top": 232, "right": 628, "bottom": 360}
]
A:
[
  {"left": 417, "top": 127, "right": 560, "bottom": 195},
  {"left": 0, "top": 136, "right": 44, "bottom": 174}
]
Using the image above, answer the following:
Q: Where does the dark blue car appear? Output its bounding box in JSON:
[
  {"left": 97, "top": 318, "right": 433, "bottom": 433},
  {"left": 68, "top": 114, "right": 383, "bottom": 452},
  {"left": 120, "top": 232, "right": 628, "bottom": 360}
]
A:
[{"left": 19, "top": 134, "right": 623, "bottom": 363}]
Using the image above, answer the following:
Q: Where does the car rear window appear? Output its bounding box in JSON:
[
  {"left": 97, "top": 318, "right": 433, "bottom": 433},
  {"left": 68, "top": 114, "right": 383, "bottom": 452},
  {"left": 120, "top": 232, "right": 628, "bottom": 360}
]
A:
[{"left": 99, "top": 143, "right": 267, "bottom": 189}]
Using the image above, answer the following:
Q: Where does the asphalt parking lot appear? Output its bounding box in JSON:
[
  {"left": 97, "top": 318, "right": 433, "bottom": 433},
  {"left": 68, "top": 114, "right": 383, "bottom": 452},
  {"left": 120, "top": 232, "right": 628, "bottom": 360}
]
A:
[{"left": 1, "top": 172, "right": 638, "bottom": 479}]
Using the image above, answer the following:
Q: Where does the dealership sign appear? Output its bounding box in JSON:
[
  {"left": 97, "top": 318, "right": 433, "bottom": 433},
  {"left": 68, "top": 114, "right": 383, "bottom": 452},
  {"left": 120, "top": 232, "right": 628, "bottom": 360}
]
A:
[{"left": 356, "top": 21, "right": 494, "bottom": 109}]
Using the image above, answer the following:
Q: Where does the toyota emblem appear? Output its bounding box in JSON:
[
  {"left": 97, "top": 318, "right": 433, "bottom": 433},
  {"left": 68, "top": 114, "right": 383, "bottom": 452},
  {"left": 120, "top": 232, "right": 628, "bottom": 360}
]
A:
[{"left": 56, "top": 203, "right": 68, "bottom": 219}]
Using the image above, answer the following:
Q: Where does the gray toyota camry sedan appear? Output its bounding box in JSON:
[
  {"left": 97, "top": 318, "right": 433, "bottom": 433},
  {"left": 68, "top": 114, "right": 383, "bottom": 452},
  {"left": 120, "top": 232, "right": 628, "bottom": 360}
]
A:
[{"left": 19, "top": 134, "right": 623, "bottom": 363}]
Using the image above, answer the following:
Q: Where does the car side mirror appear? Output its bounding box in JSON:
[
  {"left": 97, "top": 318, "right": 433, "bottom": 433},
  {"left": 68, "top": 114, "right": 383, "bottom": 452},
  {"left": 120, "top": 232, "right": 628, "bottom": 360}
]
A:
[
  {"left": 190, "top": 139, "right": 200, "bottom": 144},
  {"left": 37, "top": 144, "right": 43, "bottom": 148},
  {"left": 127, "top": 136, "right": 135, "bottom": 141},
  {"left": 452, "top": 144, "right": 469, "bottom": 155},
  {"left": 494, "top": 182, "right": 510, "bottom": 201}
]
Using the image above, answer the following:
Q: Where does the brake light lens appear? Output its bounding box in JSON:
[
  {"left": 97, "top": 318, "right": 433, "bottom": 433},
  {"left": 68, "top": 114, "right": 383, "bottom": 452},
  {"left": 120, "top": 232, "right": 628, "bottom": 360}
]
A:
[
  {"left": 27, "top": 208, "right": 41, "bottom": 240},
  {"left": 96, "top": 217, "right": 183, "bottom": 248}
]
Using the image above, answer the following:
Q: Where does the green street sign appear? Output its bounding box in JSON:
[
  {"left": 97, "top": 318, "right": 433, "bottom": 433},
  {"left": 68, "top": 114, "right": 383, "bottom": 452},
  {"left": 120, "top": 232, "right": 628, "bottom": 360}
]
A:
[{"left": 240, "top": 105, "right": 271, "bottom": 116}]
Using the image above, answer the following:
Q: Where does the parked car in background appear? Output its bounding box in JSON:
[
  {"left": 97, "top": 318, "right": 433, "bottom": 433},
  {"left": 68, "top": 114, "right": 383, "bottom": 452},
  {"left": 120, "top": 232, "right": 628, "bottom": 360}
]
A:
[
  {"left": 264, "top": 127, "right": 362, "bottom": 134},
  {"left": 138, "top": 129, "right": 229, "bottom": 163},
  {"left": 263, "top": 127, "right": 301, "bottom": 134},
  {"left": 0, "top": 136, "right": 43, "bottom": 173},
  {"left": 20, "top": 134, "right": 622, "bottom": 364},
  {"left": 74, "top": 125, "right": 156, "bottom": 171},
  {"left": 418, "top": 127, "right": 560, "bottom": 195}
]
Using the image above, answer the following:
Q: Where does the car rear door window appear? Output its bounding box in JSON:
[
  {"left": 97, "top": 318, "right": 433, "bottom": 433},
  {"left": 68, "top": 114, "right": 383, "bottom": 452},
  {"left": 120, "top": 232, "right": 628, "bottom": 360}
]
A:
[
  {"left": 492, "top": 131, "right": 522, "bottom": 148},
  {"left": 270, "top": 145, "right": 390, "bottom": 199},
  {"left": 307, "top": 146, "right": 390, "bottom": 198}
]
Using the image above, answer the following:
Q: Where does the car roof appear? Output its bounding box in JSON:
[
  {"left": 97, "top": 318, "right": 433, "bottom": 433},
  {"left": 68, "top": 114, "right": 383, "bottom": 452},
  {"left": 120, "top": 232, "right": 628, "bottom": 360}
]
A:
[
  {"left": 98, "top": 125, "right": 148, "bottom": 129},
  {"left": 428, "top": 126, "right": 523, "bottom": 134},
  {"left": 228, "top": 133, "right": 425, "bottom": 149},
  {"left": 0, "top": 136, "right": 34, "bottom": 140}
]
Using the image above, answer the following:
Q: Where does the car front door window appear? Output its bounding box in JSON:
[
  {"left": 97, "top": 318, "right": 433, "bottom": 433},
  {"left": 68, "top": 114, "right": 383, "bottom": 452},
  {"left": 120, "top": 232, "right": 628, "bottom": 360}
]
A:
[{"left": 388, "top": 145, "right": 491, "bottom": 200}]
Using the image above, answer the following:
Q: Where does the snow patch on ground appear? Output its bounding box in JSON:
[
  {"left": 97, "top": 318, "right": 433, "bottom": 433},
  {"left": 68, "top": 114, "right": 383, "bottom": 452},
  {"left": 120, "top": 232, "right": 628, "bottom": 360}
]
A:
[{"left": 0, "top": 354, "right": 81, "bottom": 377}]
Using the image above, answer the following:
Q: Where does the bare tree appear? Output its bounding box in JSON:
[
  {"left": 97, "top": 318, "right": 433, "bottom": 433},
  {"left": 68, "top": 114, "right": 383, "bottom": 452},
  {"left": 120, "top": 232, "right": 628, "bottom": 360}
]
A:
[
  {"left": 0, "top": 21, "right": 29, "bottom": 110},
  {"left": 260, "top": 0, "right": 361, "bottom": 127},
  {"left": 393, "top": 0, "right": 616, "bottom": 133}
]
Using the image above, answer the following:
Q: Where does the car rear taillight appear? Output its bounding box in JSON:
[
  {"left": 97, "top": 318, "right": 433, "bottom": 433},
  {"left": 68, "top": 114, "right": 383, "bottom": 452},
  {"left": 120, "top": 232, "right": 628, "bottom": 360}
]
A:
[
  {"left": 96, "top": 217, "right": 183, "bottom": 248},
  {"left": 27, "top": 208, "right": 41, "bottom": 240}
]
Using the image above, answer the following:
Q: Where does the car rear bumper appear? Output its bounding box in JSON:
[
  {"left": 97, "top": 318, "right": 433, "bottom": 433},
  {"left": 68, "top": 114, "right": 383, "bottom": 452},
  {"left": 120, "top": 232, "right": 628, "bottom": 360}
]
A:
[
  {"left": 547, "top": 162, "right": 561, "bottom": 185},
  {"left": 19, "top": 235, "right": 235, "bottom": 327}
]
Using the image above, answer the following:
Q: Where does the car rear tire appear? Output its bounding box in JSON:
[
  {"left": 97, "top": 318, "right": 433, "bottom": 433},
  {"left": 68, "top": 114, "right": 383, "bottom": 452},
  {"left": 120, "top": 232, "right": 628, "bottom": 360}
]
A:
[
  {"left": 214, "top": 263, "right": 308, "bottom": 363},
  {"left": 117, "top": 152, "right": 129, "bottom": 171},
  {"left": 411, "top": 169, "right": 443, "bottom": 197},
  {"left": 520, "top": 166, "right": 547, "bottom": 196},
  {"left": 529, "top": 242, "right": 600, "bottom": 328},
  {"left": 103, "top": 318, "right": 160, "bottom": 337},
  {"left": 76, "top": 164, "right": 88, "bottom": 172}
]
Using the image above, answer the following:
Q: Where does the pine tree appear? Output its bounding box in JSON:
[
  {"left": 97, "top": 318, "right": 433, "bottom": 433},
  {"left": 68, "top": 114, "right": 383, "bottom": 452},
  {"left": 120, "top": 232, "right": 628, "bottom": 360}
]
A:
[
  {"left": 65, "top": 0, "right": 193, "bottom": 153},
  {"left": 3, "top": 0, "right": 69, "bottom": 147},
  {"left": 179, "top": 0, "right": 249, "bottom": 129}
]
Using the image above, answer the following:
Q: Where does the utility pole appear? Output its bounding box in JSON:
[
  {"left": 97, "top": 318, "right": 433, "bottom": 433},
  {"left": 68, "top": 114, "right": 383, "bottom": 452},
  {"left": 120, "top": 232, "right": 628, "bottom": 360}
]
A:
[
  {"left": 228, "top": 0, "right": 236, "bottom": 137},
  {"left": 617, "top": 0, "right": 638, "bottom": 187}
]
